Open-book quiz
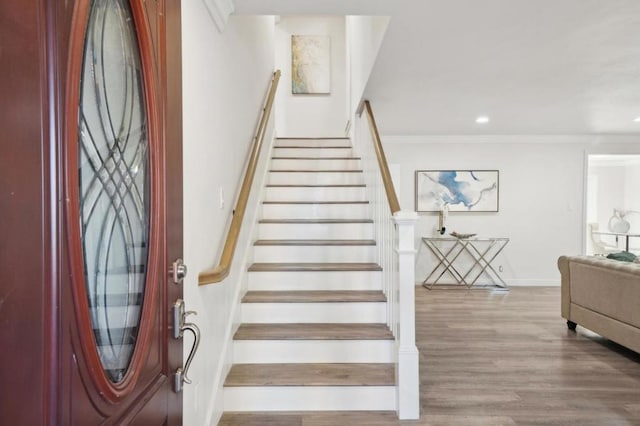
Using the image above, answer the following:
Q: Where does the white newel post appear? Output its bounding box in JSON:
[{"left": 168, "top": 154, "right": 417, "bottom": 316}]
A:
[{"left": 393, "top": 210, "right": 420, "bottom": 420}]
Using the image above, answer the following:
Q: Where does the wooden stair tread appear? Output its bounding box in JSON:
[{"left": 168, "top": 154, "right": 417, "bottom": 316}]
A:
[
  {"left": 254, "top": 239, "right": 376, "bottom": 246},
  {"left": 266, "top": 184, "right": 365, "bottom": 187},
  {"left": 263, "top": 200, "right": 369, "bottom": 205},
  {"left": 248, "top": 262, "right": 382, "bottom": 272},
  {"left": 276, "top": 137, "right": 350, "bottom": 140},
  {"left": 272, "top": 157, "right": 360, "bottom": 160},
  {"left": 224, "top": 363, "right": 394, "bottom": 387},
  {"left": 234, "top": 323, "right": 393, "bottom": 340},
  {"left": 258, "top": 219, "right": 372, "bottom": 224},
  {"left": 235, "top": 323, "right": 393, "bottom": 340},
  {"left": 242, "top": 290, "right": 386, "bottom": 303},
  {"left": 219, "top": 411, "right": 400, "bottom": 425},
  {"left": 269, "top": 170, "right": 363, "bottom": 173},
  {"left": 274, "top": 145, "right": 351, "bottom": 149}
]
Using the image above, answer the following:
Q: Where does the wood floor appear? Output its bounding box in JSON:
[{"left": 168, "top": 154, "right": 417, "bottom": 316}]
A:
[{"left": 220, "top": 287, "right": 640, "bottom": 425}]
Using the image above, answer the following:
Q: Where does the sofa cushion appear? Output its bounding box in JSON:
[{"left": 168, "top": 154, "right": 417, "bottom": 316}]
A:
[{"left": 569, "top": 259, "right": 640, "bottom": 329}]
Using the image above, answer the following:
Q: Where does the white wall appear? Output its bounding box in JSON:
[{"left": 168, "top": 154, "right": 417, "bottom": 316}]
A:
[
  {"left": 382, "top": 135, "right": 640, "bottom": 285},
  {"left": 275, "top": 16, "right": 347, "bottom": 136},
  {"left": 346, "top": 16, "right": 389, "bottom": 120},
  {"left": 182, "top": 6, "right": 276, "bottom": 424}
]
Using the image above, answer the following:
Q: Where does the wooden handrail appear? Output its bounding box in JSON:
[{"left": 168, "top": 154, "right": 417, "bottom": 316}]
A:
[
  {"left": 199, "top": 70, "right": 281, "bottom": 285},
  {"left": 362, "top": 100, "right": 401, "bottom": 214}
]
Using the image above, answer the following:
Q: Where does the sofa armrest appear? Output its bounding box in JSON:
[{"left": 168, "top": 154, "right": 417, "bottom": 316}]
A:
[
  {"left": 557, "top": 254, "right": 640, "bottom": 324},
  {"left": 557, "top": 256, "right": 571, "bottom": 319}
]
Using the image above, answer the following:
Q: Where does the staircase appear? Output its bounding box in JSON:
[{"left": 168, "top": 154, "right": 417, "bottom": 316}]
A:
[{"left": 222, "top": 137, "right": 397, "bottom": 413}]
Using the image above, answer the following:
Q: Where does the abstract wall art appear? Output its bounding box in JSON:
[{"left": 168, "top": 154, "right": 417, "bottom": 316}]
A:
[
  {"left": 291, "top": 35, "right": 331, "bottom": 94},
  {"left": 415, "top": 170, "right": 499, "bottom": 212}
]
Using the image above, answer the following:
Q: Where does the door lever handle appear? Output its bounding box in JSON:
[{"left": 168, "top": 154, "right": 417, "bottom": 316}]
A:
[
  {"left": 172, "top": 300, "right": 201, "bottom": 392},
  {"left": 179, "top": 318, "right": 200, "bottom": 384}
]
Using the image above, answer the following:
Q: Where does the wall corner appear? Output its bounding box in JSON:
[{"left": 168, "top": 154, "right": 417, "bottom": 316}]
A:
[{"left": 204, "top": 0, "right": 235, "bottom": 32}]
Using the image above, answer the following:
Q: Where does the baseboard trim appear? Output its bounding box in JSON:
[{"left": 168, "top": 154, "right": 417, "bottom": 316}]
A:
[
  {"left": 506, "top": 279, "right": 560, "bottom": 286},
  {"left": 415, "top": 279, "right": 560, "bottom": 287}
]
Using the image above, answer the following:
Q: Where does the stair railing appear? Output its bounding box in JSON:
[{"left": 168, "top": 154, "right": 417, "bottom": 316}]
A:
[
  {"left": 199, "top": 70, "right": 281, "bottom": 285},
  {"left": 355, "top": 100, "right": 419, "bottom": 420}
]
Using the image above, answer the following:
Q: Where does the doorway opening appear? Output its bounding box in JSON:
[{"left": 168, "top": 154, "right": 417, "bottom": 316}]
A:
[{"left": 585, "top": 155, "right": 640, "bottom": 255}]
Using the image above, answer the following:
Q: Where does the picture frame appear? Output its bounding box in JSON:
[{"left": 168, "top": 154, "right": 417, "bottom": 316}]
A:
[
  {"left": 291, "top": 35, "right": 331, "bottom": 94},
  {"left": 415, "top": 170, "right": 499, "bottom": 212}
]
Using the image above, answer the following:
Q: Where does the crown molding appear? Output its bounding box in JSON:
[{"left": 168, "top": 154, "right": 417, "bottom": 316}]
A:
[
  {"left": 204, "top": 0, "right": 235, "bottom": 32},
  {"left": 589, "top": 155, "right": 640, "bottom": 167},
  {"left": 380, "top": 134, "right": 640, "bottom": 145}
]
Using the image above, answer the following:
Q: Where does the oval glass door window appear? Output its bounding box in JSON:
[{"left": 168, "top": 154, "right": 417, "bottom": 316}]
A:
[{"left": 78, "top": 0, "right": 150, "bottom": 383}]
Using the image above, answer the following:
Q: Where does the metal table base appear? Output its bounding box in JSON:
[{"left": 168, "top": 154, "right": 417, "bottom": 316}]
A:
[{"left": 421, "top": 237, "right": 509, "bottom": 290}]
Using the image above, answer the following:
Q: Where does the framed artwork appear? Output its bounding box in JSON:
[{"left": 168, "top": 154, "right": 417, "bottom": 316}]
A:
[
  {"left": 291, "top": 35, "right": 331, "bottom": 94},
  {"left": 415, "top": 170, "right": 499, "bottom": 212}
]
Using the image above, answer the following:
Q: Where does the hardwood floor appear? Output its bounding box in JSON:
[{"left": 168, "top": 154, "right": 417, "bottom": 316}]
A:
[{"left": 220, "top": 287, "right": 640, "bottom": 425}]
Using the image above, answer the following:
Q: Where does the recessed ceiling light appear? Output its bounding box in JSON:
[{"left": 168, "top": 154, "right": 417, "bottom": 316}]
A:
[
  {"left": 475, "top": 116, "right": 490, "bottom": 124},
  {"left": 633, "top": 116, "right": 640, "bottom": 122}
]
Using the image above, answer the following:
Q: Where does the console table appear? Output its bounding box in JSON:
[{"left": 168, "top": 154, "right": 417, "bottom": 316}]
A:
[{"left": 421, "top": 237, "right": 509, "bottom": 290}]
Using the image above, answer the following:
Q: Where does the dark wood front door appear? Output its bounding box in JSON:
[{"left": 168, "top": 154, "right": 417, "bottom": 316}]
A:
[{"left": 0, "top": 0, "right": 183, "bottom": 424}]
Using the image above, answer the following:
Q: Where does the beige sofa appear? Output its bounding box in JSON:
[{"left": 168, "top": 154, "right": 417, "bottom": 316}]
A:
[{"left": 558, "top": 255, "right": 640, "bottom": 354}]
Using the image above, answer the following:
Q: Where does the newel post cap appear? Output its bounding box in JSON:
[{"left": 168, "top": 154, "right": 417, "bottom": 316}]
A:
[{"left": 393, "top": 210, "right": 418, "bottom": 225}]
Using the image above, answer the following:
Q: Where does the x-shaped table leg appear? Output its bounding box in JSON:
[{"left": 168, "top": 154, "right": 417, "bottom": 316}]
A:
[
  {"left": 422, "top": 239, "right": 468, "bottom": 288},
  {"left": 462, "top": 239, "right": 508, "bottom": 288}
]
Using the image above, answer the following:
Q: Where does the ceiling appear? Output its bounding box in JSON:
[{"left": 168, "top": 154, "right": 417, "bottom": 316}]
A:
[
  {"left": 234, "top": 0, "right": 393, "bottom": 16},
  {"left": 236, "top": 0, "right": 640, "bottom": 135}
]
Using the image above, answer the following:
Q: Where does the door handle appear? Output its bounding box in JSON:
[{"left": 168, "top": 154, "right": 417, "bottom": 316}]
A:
[{"left": 173, "top": 299, "right": 201, "bottom": 393}]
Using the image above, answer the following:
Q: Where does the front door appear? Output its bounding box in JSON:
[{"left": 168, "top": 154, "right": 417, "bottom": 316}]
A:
[{"left": 59, "top": 0, "right": 184, "bottom": 423}]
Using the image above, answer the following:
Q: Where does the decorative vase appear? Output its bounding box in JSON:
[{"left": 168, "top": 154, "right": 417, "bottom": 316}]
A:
[{"left": 608, "top": 209, "right": 631, "bottom": 233}]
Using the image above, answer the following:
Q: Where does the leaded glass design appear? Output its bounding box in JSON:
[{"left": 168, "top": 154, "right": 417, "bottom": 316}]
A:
[{"left": 78, "top": 0, "right": 150, "bottom": 383}]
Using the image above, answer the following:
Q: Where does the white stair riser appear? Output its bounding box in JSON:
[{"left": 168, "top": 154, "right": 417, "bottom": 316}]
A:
[
  {"left": 275, "top": 138, "right": 351, "bottom": 147},
  {"left": 259, "top": 223, "right": 373, "bottom": 239},
  {"left": 223, "top": 386, "right": 396, "bottom": 411},
  {"left": 262, "top": 203, "right": 370, "bottom": 220},
  {"left": 233, "top": 340, "right": 395, "bottom": 363},
  {"left": 254, "top": 245, "right": 376, "bottom": 263},
  {"left": 241, "top": 302, "right": 386, "bottom": 323},
  {"left": 269, "top": 172, "right": 364, "bottom": 186},
  {"left": 248, "top": 271, "right": 382, "bottom": 291},
  {"left": 273, "top": 148, "right": 354, "bottom": 158},
  {"left": 271, "top": 158, "right": 361, "bottom": 171},
  {"left": 265, "top": 186, "right": 366, "bottom": 202}
]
